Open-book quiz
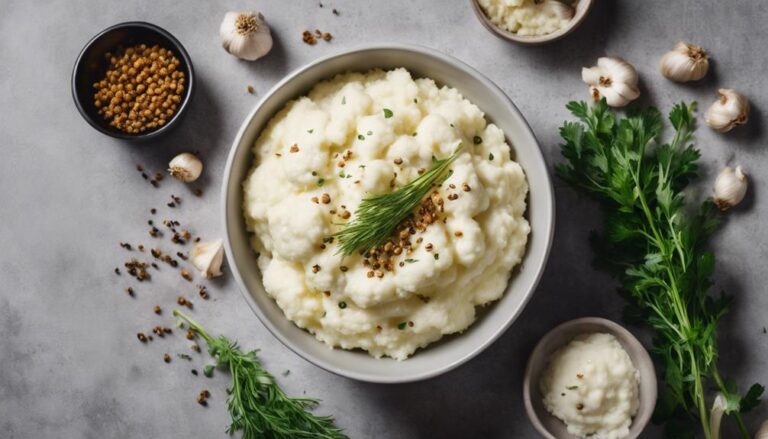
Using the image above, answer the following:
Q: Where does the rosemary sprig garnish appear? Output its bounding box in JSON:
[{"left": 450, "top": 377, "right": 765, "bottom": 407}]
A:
[
  {"left": 334, "top": 144, "right": 463, "bottom": 256},
  {"left": 556, "top": 99, "right": 763, "bottom": 439},
  {"left": 173, "top": 310, "right": 347, "bottom": 439}
]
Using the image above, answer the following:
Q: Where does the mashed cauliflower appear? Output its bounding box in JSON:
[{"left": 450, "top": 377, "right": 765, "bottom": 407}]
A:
[
  {"left": 478, "top": 0, "right": 576, "bottom": 36},
  {"left": 242, "top": 68, "right": 529, "bottom": 360}
]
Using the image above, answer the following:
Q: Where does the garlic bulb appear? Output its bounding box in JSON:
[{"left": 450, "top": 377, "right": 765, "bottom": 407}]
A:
[
  {"left": 659, "top": 42, "right": 709, "bottom": 82},
  {"left": 582, "top": 57, "right": 640, "bottom": 107},
  {"left": 710, "top": 393, "right": 726, "bottom": 439},
  {"left": 168, "top": 152, "right": 203, "bottom": 183},
  {"left": 537, "top": 0, "right": 575, "bottom": 20},
  {"left": 191, "top": 239, "right": 224, "bottom": 279},
  {"left": 755, "top": 420, "right": 768, "bottom": 439},
  {"left": 220, "top": 11, "right": 273, "bottom": 61},
  {"left": 713, "top": 166, "right": 748, "bottom": 211},
  {"left": 705, "top": 89, "right": 750, "bottom": 133}
]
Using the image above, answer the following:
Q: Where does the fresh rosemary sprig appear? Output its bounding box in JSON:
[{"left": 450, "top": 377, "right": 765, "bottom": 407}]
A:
[
  {"left": 556, "top": 99, "right": 763, "bottom": 439},
  {"left": 173, "top": 310, "right": 347, "bottom": 439},
  {"left": 334, "top": 144, "right": 463, "bottom": 256}
]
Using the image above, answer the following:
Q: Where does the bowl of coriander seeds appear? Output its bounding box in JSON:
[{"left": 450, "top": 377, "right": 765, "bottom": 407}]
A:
[{"left": 72, "top": 21, "right": 194, "bottom": 140}]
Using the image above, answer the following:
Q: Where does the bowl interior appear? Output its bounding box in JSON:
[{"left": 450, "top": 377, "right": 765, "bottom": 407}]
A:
[
  {"left": 523, "top": 318, "right": 658, "bottom": 439},
  {"left": 71, "top": 22, "right": 194, "bottom": 140},
  {"left": 470, "top": 0, "right": 594, "bottom": 45},
  {"left": 223, "top": 45, "right": 555, "bottom": 383}
]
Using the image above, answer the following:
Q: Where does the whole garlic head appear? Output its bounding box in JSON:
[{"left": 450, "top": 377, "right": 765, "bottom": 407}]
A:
[
  {"left": 582, "top": 57, "right": 640, "bottom": 107},
  {"left": 705, "top": 88, "right": 749, "bottom": 133},
  {"left": 191, "top": 239, "right": 225, "bottom": 279},
  {"left": 755, "top": 420, "right": 768, "bottom": 439},
  {"left": 220, "top": 11, "right": 273, "bottom": 61},
  {"left": 168, "top": 152, "right": 203, "bottom": 183},
  {"left": 660, "top": 42, "right": 709, "bottom": 82},
  {"left": 713, "top": 166, "right": 748, "bottom": 211}
]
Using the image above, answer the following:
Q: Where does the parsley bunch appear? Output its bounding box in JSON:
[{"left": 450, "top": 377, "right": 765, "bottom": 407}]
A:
[
  {"left": 556, "top": 99, "right": 763, "bottom": 438},
  {"left": 173, "top": 310, "right": 347, "bottom": 439}
]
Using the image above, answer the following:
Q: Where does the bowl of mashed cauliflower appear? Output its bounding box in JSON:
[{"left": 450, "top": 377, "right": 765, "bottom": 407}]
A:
[
  {"left": 223, "top": 44, "right": 554, "bottom": 382},
  {"left": 470, "top": 0, "right": 594, "bottom": 45}
]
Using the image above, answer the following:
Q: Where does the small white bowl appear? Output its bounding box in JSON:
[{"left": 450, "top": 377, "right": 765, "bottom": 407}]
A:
[
  {"left": 222, "top": 44, "right": 555, "bottom": 383},
  {"left": 470, "top": 0, "right": 594, "bottom": 45},
  {"left": 523, "top": 317, "right": 657, "bottom": 438}
]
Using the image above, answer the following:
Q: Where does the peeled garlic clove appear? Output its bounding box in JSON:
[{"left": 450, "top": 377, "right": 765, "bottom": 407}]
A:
[
  {"left": 710, "top": 393, "right": 726, "bottom": 439},
  {"left": 660, "top": 42, "right": 709, "bottom": 82},
  {"left": 168, "top": 152, "right": 203, "bottom": 183},
  {"left": 755, "top": 420, "right": 768, "bottom": 439},
  {"left": 191, "top": 239, "right": 224, "bottom": 279},
  {"left": 220, "top": 11, "right": 273, "bottom": 61},
  {"left": 582, "top": 57, "right": 640, "bottom": 107},
  {"left": 705, "top": 88, "right": 749, "bottom": 133},
  {"left": 537, "top": 0, "right": 575, "bottom": 20},
  {"left": 713, "top": 166, "right": 748, "bottom": 211}
]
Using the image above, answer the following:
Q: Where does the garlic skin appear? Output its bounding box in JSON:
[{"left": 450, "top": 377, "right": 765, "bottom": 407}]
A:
[
  {"left": 710, "top": 393, "right": 726, "bottom": 439},
  {"left": 659, "top": 42, "right": 709, "bottom": 82},
  {"left": 220, "top": 11, "right": 273, "bottom": 61},
  {"left": 191, "top": 239, "right": 225, "bottom": 279},
  {"left": 713, "top": 166, "right": 748, "bottom": 211},
  {"left": 705, "top": 89, "right": 750, "bottom": 133},
  {"left": 755, "top": 420, "right": 768, "bottom": 439},
  {"left": 168, "top": 152, "right": 203, "bottom": 183},
  {"left": 582, "top": 57, "right": 640, "bottom": 107}
]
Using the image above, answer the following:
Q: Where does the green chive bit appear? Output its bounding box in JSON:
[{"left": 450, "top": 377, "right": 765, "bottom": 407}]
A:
[
  {"left": 358, "top": 134, "right": 365, "bottom": 140},
  {"left": 338, "top": 301, "right": 347, "bottom": 309},
  {"left": 317, "top": 178, "right": 325, "bottom": 187},
  {"left": 383, "top": 108, "right": 393, "bottom": 118},
  {"left": 489, "top": 153, "right": 494, "bottom": 161},
  {"left": 397, "top": 322, "right": 407, "bottom": 330}
]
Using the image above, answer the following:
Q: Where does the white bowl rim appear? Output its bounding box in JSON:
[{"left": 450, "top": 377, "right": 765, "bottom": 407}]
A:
[{"left": 221, "top": 42, "right": 556, "bottom": 383}]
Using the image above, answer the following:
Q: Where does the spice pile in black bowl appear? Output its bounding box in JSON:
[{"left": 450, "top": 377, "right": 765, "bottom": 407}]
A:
[{"left": 72, "top": 21, "right": 194, "bottom": 140}]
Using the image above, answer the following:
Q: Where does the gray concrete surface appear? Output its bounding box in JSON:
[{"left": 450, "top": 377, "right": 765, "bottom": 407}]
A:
[{"left": 1, "top": 0, "right": 767, "bottom": 437}]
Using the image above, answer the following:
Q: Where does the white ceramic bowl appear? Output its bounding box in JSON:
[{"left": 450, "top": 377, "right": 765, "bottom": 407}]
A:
[
  {"left": 469, "top": 0, "right": 594, "bottom": 45},
  {"left": 222, "top": 44, "right": 555, "bottom": 383},
  {"left": 523, "top": 317, "right": 658, "bottom": 438}
]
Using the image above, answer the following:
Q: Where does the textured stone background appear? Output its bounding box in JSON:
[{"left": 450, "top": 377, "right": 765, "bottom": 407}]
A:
[{"left": 1, "top": 0, "right": 766, "bottom": 437}]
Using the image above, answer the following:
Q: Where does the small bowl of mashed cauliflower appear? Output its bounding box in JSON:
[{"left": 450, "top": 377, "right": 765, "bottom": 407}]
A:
[
  {"left": 523, "top": 317, "right": 657, "bottom": 439},
  {"left": 470, "top": 0, "right": 594, "bottom": 45},
  {"left": 222, "top": 44, "right": 555, "bottom": 382}
]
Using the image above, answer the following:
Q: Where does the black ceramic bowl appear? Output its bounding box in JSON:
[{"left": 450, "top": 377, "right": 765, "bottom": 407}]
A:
[{"left": 72, "top": 22, "right": 194, "bottom": 140}]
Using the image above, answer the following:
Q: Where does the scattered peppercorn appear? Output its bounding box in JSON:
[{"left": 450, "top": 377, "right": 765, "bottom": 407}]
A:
[{"left": 163, "top": 353, "right": 171, "bottom": 363}]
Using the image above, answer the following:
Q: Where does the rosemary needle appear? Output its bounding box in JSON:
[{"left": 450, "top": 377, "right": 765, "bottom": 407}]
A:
[
  {"left": 334, "top": 144, "right": 463, "bottom": 256},
  {"left": 173, "top": 310, "right": 347, "bottom": 439}
]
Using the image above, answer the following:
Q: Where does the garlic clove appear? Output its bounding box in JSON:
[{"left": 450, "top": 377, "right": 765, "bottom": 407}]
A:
[
  {"left": 660, "top": 41, "right": 709, "bottom": 82},
  {"left": 168, "top": 152, "right": 203, "bottom": 183},
  {"left": 755, "top": 420, "right": 768, "bottom": 439},
  {"left": 220, "top": 11, "right": 273, "bottom": 61},
  {"left": 582, "top": 57, "right": 640, "bottom": 107},
  {"left": 710, "top": 393, "right": 726, "bottom": 439},
  {"left": 713, "top": 166, "right": 748, "bottom": 211},
  {"left": 191, "top": 239, "right": 225, "bottom": 279},
  {"left": 705, "top": 88, "right": 749, "bottom": 133}
]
